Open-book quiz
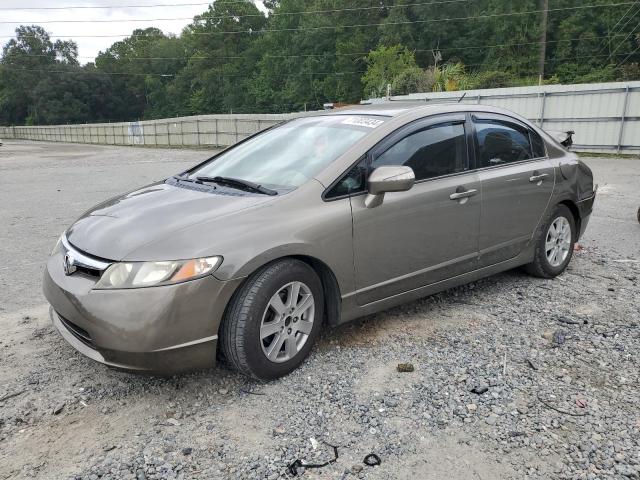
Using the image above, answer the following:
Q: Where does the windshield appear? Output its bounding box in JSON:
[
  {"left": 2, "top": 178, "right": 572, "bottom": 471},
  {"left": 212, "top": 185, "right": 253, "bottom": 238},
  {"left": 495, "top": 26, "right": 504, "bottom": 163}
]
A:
[{"left": 188, "top": 115, "right": 387, "bottom": 190}]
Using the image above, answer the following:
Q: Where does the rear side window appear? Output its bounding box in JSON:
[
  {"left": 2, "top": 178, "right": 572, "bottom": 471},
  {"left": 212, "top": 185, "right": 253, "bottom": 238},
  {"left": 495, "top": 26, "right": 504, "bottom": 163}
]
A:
[
  {"left": 372, "top": 122, "right": 467, "bottom": 181},
  {"left": 475, "top": 120, "right": 533, "bottom": 167}
]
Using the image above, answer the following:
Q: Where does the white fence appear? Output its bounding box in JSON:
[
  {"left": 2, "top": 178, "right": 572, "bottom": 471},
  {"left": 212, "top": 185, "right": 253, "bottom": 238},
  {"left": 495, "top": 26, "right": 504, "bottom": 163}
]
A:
[
  {"left": 0, "top": 113, "right": 306, "bottom": 148},
  {"left": 366, "top": 81, "right": 640, "bottom": 154},
  {"left": 1, "top": 81, "right": 639, "bottom": 154}
]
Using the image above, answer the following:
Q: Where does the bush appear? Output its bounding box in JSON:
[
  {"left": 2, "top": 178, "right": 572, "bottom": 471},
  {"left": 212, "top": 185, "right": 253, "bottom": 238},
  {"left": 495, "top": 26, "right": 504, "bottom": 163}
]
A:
[
  {"left": 391, "top": 67, "right": 434, "bottom": 94},
  {"left": 470, "top": 70, "right": 515, "bottom": 89},
  {"left": 572, "top": 66, "right": 618, "bottom": 84},
  {"left": 620, "top": 63, "right": 640, "bottom": 81},
  {"left": 431, "top": 63, "right": 467, "bottom": 92}
]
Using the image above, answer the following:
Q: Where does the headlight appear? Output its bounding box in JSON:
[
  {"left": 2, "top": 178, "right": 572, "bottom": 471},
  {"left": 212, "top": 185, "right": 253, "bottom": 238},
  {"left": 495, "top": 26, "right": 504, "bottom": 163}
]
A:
[
  {"left": 94, "top": 256, "right": 223, "bottom": 289},
  {"left": 51, "top": 234, "right": 64, "bottom": 256}
]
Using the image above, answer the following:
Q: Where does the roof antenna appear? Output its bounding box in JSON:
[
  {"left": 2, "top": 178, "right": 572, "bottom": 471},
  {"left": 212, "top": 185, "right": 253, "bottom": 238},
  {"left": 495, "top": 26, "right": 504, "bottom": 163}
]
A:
[{"left": 457, "top": 92, "right": 467, "bottom": 103}]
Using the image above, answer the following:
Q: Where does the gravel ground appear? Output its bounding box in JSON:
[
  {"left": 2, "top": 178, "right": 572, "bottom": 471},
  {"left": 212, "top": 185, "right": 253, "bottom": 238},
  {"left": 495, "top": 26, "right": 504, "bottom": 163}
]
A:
[{"left": 0, "top": 141, "right": 639, "bottom": 480}]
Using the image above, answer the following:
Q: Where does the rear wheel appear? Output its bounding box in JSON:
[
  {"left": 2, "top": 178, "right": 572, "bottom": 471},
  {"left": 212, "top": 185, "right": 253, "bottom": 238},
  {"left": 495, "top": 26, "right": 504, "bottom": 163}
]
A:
[
  {"left": 219, "top": 259, "right": 323, "bottom": 380},
  {"left": 524, "top": 204, "right": 576, "bottom": 278}
]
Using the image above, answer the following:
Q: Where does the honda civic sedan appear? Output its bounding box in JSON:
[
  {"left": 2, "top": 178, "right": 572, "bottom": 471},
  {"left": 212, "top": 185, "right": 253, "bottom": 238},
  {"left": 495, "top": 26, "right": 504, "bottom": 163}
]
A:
[{"left": 43, "top": 104, "right": 596, "bottom": 379}]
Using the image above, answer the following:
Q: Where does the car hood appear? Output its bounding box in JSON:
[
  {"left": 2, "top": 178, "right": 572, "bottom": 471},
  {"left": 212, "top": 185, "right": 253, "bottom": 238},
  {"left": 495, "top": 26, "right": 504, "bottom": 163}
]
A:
[{"left": 66, "top": 182, "right": 276, "bottom": 261}]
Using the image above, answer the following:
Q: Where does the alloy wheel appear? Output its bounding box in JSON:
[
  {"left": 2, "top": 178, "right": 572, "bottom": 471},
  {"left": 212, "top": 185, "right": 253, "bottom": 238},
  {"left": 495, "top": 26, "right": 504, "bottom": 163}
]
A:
[
  {"left": 545, "top": 216, "right": 572, "bottom": 267},
  {"left": 260, "top": 281, "right": 315, "bottom": 363}
]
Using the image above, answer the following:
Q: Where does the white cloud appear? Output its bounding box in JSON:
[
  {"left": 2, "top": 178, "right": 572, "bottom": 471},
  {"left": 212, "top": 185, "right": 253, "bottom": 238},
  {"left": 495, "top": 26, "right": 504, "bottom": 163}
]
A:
[{"left": 0, "top": 1, "right": 265, "bottom": 63}]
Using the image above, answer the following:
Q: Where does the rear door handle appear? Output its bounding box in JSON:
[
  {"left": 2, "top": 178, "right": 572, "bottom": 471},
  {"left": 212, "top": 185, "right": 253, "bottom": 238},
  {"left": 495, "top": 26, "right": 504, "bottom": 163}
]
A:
[
  {"left": 529, "top": 173, "right": 549, "bottom": 183},
  {"left": 449, "top": 189, "right": 478, "bottom": 200}
]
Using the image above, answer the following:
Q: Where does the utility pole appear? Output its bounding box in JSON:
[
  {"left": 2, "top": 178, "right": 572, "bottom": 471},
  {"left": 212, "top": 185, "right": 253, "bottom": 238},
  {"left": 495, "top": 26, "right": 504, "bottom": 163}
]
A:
[{"left": 538, "top": 0, "right": 549, "bottom": 83}]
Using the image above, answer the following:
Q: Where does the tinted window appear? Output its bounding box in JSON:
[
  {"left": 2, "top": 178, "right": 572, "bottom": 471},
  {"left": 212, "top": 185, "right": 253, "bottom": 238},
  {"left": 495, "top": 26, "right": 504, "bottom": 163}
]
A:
[
  {"left": 475, "top": 120, "right": 533, "bottom": 167},
  {"left": 326, "top": 158, "right": 368, "bottom": 198},
  {"left": 530, "top": 130, "right": 546, "bottom": 158},
  {"left": 372, "top": 123, "right": 467, "bottom": 181}
]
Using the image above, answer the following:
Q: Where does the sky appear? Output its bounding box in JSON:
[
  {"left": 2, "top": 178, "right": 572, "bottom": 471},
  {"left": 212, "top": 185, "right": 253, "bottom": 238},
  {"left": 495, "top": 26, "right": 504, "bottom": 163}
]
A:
[{"left": 0, "top": 0, "right": 264, "bottom": 63}]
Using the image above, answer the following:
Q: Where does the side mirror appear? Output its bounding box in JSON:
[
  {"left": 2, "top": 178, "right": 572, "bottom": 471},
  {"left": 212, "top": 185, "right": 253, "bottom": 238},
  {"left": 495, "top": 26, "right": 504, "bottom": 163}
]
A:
[{"left": 365, "top": 166, "right": 415, "bottom": 208}]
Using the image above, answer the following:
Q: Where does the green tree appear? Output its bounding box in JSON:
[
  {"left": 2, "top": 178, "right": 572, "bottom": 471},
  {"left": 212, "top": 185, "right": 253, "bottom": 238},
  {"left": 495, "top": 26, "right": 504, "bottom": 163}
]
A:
[
  {"left": 362, "top": 45, "right": 419, "bottom": 98},
  {"left": 2, "top": 0, "right": 640, "bottom": 125},
  {"left": 0, "top": 26, "right": 79, "bottom": 124}
]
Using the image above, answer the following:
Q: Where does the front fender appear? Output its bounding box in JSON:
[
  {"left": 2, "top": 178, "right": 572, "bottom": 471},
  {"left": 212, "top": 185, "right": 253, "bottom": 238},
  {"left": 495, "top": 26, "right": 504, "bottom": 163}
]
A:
[{"left": 210, "top": 187, "right": 355, "bottom": 296}]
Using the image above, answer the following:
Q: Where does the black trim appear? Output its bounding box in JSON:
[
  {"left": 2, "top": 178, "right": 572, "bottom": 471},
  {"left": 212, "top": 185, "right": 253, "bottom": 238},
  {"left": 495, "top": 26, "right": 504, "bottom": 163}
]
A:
[
  {"left": 322, "top": 155, "right": 368, "bottom": 202},
  {"left": 58, "top": 313, "right": 94, "bottom": 348},
  {"left": 471, "top": 112, "right": 535, "bottom": 131},
  {"left": 370, "top": 113, "right": 467, "bottom": 160},
  {"left": 322, "top": 113, "right": 470, "bottom": 202},
  {"left": 472, "top": 157, "right": 549, "bottom": 173},
  {"left": 469, "top": 113, "right": 549, "bottom": 169},
  {"left": 166, "top": 177, "right": 247, "bottom": 196},
  {"left": 465, "top": 113, "right": 479, "bottom": 170},
  {"left": 577, "top": 191, "right": 596, "bottom": 217},
  {"left": 370, "top": 116, "right": 470, "bottom": 183},
  {"left": 412, "top": 167, "right": 479, "bottom": 185}
]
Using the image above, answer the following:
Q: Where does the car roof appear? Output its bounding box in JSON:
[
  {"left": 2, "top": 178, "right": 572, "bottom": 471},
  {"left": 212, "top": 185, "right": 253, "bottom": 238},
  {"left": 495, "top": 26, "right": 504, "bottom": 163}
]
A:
[
  {"left": 319, "top": 102, "right": 525, "bottom": 120},
  {"left": 325, "top": 103, "right": 421, "bottom": 117}
]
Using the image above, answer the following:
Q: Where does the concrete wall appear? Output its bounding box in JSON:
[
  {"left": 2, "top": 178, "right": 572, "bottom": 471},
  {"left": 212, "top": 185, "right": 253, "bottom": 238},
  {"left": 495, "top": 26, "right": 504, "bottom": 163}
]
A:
[
  {"left": 1, "top": 81, "right": 639, "bottom": 154},
  {"left": 365, "top": 81, "right": 640, "bottom": 154}
]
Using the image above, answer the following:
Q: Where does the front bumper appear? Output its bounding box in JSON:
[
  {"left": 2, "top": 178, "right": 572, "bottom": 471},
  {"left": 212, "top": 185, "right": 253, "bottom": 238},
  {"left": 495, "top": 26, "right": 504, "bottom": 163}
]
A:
[{"left": 43, "top": 250, "right": 243, "bottom": 374}]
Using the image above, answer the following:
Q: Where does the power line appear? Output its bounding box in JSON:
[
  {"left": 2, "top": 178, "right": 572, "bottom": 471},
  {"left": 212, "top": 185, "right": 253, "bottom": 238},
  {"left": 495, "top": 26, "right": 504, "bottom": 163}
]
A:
[
  {"left": 608, "top": 6, "right": 640, "bottom": 58},
  {"left": 0, "top": 66, "right": 366, "bottom": 78},
  {"left": 0, "top": 2, "right": 228, "bottom": 10},
  {"left": 2, "top": 33, "right": 631, "bottom": 62},
  {"left": 595, "top": 1, "right": 637, "bottom": 55},
  {"left": 0, "top": 2, "right": 634, "bottom": 39},
  {"left": 615, "top": 43, "right": 640, "bottom": 67},
  {"left": 607, "top": 1, "right": 638, "bottom": 34},
  {"left": 3, "top": 50, "right": 636, "bottom": 79},
  {"left": 0, "top": 0, "right": 472, "bottom": 24},
  {"left": 463, "top": 50, "right": 638, "bottom": 69}
]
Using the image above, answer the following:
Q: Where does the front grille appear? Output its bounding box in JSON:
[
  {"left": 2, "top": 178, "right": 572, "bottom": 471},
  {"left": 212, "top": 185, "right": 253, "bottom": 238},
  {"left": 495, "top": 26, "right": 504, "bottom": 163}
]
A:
[
  {"left": 58, "top": 313, "right": 94, "bottom": 348},
  {"left": 61, "top": 235, "right": 112, "bottom": 279},
  {"left": 75, "top": 265, "right": 102, "bottom": 278}
]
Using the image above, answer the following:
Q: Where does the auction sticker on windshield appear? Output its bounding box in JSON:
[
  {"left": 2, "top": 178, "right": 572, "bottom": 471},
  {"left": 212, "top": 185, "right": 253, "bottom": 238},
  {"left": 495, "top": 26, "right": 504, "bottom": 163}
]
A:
[{"left": 342, "top": 117, "right": 386, "bottom": 128}]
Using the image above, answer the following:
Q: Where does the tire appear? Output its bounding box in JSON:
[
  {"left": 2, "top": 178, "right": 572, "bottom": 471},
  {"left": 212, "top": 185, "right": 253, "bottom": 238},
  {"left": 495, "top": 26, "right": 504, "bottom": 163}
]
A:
[
  {"left": 219, "top": 259, "right": 324, "bottom": 380},
  {"left": 524, "top": 204, "right": 576, "bottom": 279}
]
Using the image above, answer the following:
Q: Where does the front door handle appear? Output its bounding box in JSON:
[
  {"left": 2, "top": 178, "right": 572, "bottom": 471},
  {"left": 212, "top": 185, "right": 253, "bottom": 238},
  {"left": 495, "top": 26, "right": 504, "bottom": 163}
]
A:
[
  {"left": 449, "top": 189, "right": 478, "bottom": 201},
  {"left": 529, "top": 173, "right": 549, "bottom": 183}
]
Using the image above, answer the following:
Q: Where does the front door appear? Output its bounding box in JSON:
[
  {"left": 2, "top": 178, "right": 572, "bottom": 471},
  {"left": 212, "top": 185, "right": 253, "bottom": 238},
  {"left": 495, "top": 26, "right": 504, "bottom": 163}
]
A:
[
  {"left": 471, "top": 114, "right": 556, "bottom": 267},
  {"left": 351, "top": 115, "right": 481, "bottom": 306}
]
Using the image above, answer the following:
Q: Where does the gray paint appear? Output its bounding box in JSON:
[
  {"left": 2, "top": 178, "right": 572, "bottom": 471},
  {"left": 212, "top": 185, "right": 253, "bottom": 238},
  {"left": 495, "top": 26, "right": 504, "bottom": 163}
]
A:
[{"left": 42, "top": 104, "right": 595, "bottom": 374}]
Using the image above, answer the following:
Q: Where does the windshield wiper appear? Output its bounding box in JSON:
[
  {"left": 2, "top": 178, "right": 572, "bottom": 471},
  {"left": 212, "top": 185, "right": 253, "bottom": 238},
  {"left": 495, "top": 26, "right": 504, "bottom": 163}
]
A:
[
  {"left": 196, "top": 176, "right": 277, "bottom": 196},
  {"left": 172, "top": 174, "right": 200, "bottom": 184}
]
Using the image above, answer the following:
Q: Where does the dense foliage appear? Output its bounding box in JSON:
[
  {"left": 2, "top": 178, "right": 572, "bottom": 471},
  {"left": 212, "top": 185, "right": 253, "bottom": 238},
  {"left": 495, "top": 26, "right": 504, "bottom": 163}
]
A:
[{"left": 1, "top": 0, "right": 639, "bottom": 125}]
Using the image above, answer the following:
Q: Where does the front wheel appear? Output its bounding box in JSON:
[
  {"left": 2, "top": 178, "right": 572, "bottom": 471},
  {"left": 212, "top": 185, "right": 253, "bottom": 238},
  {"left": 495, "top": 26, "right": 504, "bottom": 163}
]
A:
[
  {"left": 219, "top": 259, "right": 323, "bottom": 380},
  {"left": 524, "top": 204, "right": 576, "bottom": 278}
]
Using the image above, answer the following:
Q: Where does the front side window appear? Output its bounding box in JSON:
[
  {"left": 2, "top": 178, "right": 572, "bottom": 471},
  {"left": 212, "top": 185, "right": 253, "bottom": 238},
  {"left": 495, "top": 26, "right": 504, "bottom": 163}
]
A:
[
  {"left": 325, "top": 157, "right": 368, "bottom": 199},
  {"left": 475, "top": 120, "right": 534, "bottom": 167},
  {"left": 189, "top": 115, "right": 386, "bottom": 190},
  {"left": 372, "top": 122, "right": 468, "bottom": 181}
]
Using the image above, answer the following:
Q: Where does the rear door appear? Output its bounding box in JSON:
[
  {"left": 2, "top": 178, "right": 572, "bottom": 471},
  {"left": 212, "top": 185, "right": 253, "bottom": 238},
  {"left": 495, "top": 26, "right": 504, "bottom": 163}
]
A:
[
  {"left": 349, "top": 114, "right": 481, "bottom": 306},
  {"left": 471, "top": 113, "right": 555, "bottom": 267}
]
